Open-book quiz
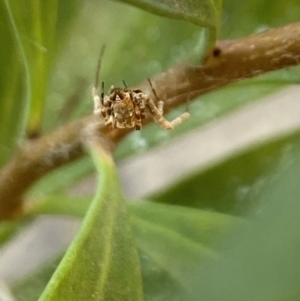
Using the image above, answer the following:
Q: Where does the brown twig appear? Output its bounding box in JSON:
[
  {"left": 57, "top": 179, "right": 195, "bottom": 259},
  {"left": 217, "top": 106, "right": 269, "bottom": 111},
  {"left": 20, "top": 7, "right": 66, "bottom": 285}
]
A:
[
  {"left": 139, "top": 22, "right": 300, "bottom": 106},
  {"left": 0, "top": 22, "right": 300, "bottom": 219}
]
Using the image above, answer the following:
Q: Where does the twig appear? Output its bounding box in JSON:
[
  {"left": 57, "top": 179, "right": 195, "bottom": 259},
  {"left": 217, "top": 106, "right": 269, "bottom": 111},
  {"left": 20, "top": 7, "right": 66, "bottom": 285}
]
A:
[
  {"left": 0, "top": 22, "right": 300, "bottom": 219},
  {"left": 138, "top": 22, "right": 300, "bottom": 107}
]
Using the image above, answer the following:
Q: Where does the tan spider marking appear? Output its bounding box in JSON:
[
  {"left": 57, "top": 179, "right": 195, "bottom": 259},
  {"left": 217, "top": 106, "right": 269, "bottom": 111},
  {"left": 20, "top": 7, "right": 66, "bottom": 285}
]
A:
[{"left": 93, "top": 49, "right": 190, "bottom": 130}]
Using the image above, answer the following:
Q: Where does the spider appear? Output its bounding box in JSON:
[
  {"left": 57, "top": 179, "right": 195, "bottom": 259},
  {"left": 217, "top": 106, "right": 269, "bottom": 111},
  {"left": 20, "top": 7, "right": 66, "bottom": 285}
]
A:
[{"left": 92, "top": 49, "right": 190, "bottom": 130}]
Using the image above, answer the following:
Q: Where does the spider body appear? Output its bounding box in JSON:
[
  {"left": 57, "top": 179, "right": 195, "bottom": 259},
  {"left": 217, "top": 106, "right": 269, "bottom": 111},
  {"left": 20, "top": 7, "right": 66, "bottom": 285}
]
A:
[
  {"left": 93, "top": 48, "right": 189, "bottom": 130},
  {"left": 100, "top": 87, "right": 146, "bottom": 130}
]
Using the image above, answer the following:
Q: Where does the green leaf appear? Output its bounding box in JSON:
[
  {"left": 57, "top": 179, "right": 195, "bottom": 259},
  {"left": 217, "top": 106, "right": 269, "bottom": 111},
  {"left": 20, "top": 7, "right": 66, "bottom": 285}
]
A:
[
  {"left": 183, "top": 144, "right": 300, "bottom": 301},
  {"left": 0, "top": 1, "right": 81, "bottom": 164},
  {"left": 28, "top": 195, "right": 90, "bottom": 218},
  {"left": 130, "top": 202, "right": 243, "bottom": 300},
  {"left": 0, "top": 2, "right": 25, "bottom": 167},
  {"left": 4, "top": 0, "right": 82, "bottom": 137},
  {"left": 26, "top": 194, "right": 241, "bottom": 301},
  {"left": 152, "top": 131, "right": 300, "bottom": 215},
  {"left": 119, "top": 0, "right": 222, "bottom": 32},
  {"left": 38, "top": 143, "right": 143, "bottom": 301},
  {"left": 130, "top": 201, "right": 242, "bottom": 249},
  {"left": 27, "top": 196, "right": 242, "bottom": 251}
]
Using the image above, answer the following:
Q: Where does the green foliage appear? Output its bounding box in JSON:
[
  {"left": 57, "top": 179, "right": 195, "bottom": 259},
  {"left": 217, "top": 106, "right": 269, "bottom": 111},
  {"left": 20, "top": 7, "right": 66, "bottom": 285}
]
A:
[
  {"left": 118, "top": 0, "right": 222, "bottom": 49},
  {"left": 0, "top": 1, "right": 25, "bottom": 167},
  {"left": 38, "top": 146, "right": 143, "bottom": 301},
  {"left": 0, "top": 0, "right": 82, "bottom": 165},
  {"left": 120, "top": 0, "right": 222, "bottom": 30},
  {"left": 0, "top": 0, "right": 300, "bottom": 300},
  {"left": 8, "top": 196, "right": 242, "bottom": 301},
  {"left": 3, "top": 0, "right": 82, "bottom": 137},
  {"left": 183, "top": 147, "right": 300, "bottom": 301}
]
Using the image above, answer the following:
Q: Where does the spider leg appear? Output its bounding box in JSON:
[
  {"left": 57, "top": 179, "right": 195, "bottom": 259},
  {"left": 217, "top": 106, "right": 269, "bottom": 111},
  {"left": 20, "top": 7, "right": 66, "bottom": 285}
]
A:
[
  {"left": 147, "top": 78, "right": 159, "bottom": 99},
  {"left": 101, "top": 81, "right": 104, "bottom": 106},
  {"left": 94, "top": 46, "right": 105, "bottom": 89},
  {"left": 146, "top": 78, "right": 190, "bottom": 129},
  {"left": 147, "top": 97, "right": 190, "bottom": 130},
  {"left": 93, "top": 83, "right": 101, "bottom": 115},
  {"left": 167, "top": 112, "right": 190, "bottom": 128},
  {"left": 98, "top": 81, "right": 108, "bottom": 119},
  {"left": 147, "top": 78, "right": 164, "bottom": 114},
  {"left": 93, "top": 46, "right": 106, "bottom": 115},
  {"left": 139, "top": 101, "right": 146, "bottom": 119},
  {"left": 134, "top": 106, "right": 142, "bottom": 130},
  {"left": 93, "top": 90, "right": 101, "bottom": 115},
  {"left": 157, "top": 100, "right": 164, "bottom": 114}
]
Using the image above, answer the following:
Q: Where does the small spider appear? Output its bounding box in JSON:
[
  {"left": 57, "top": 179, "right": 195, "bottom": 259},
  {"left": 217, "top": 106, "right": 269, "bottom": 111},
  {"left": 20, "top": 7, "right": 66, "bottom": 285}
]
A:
[{"left": 92, "top": 48, "right": 190, "bottom": 130}]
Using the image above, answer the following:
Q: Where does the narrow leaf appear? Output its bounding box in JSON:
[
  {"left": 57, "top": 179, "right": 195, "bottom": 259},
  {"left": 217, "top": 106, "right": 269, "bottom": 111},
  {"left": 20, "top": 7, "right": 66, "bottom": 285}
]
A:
[
  {"left": 118, "top": 0, "right": 222, "bottom": 32},
  {"left": 130, "top": 201, "right": 243, "bottom": 248},
  {"left": 38, "top": 142, "right": 143, "bottom": 300},
  {"left": 4, "top": 0, "right": 82, "bottom": 137},
  {"left": 27, "top": 194, "right": 241, "bottom": 300},
  {"left": 114, "top": 0, "right": 221, "bottom": 66},
  {"left": 0, "top": 2, "right": 26, "bottom": 166}
]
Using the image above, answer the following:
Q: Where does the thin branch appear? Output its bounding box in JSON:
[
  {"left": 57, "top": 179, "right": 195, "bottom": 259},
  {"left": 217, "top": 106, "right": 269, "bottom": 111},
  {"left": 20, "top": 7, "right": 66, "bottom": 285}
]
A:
[
  {"left": 138, "top": 22, "right": 300, "bottom": 109},
  {"left": 1, "top": 22, "right": 300, "bottom": 219}
]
